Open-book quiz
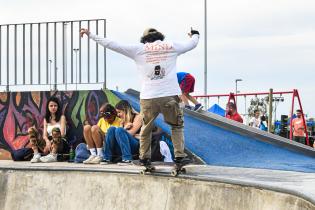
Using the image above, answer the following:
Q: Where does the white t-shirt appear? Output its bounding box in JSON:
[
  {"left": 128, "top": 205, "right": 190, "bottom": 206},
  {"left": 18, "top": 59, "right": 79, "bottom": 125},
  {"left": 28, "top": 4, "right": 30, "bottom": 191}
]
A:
[
  {"left": 249, "top": 117, "right": 261, "bottom": 129},
  {"left": 47, "top": 122, "right": 66, "bottom": 136},
  {"left": 89, "top": 33, "right": 199, "bottom": 99}
]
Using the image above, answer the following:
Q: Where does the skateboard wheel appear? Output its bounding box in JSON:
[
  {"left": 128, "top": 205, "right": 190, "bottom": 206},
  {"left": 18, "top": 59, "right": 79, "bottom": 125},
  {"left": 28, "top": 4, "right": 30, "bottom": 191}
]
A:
[{"left": 171, "top": 170, "right": 178, "bottom": 177}]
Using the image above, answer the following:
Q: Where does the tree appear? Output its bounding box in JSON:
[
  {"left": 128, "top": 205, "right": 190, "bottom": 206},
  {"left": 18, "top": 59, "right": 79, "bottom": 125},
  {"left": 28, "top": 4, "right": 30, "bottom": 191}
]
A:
[{"left": 247, "top": 96, "right": 268, "bottom": 117}]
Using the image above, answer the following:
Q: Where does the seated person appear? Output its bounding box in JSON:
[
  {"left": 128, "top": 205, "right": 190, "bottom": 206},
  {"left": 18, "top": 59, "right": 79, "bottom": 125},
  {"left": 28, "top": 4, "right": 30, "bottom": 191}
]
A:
[
  {"left": 83, "top": 103, "right": 121, "bottom": 164},
  {"left": 29, "top": 96, "right": 69, "bottom": 163},
  {"left": 225, "top": 102, "right": 243, "bottom": 123},
  {"left": 103, "top": 100, "right": 142, "bottom": 164}
]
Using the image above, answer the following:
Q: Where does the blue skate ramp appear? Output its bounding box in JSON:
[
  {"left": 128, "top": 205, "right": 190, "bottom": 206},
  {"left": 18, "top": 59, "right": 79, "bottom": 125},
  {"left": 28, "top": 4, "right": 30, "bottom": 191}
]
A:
[{"left": 112, "top": 90, "right": 315, "bottom": 173}]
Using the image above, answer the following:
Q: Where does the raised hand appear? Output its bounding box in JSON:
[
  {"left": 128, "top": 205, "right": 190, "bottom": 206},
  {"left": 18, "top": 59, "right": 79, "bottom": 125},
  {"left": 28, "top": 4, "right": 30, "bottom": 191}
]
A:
[
  {"left": 80, "top": 28, "right": 89, "bottom": 38},
  {"left": 190, "top": 27, "right": 199, "bottom": 36}
]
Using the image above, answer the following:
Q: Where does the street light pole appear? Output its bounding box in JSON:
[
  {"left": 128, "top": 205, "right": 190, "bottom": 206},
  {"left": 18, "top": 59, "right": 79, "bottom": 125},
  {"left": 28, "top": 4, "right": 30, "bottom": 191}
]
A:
[
  {"left": 73, "top": 48, "right": 79, "bottom": 90},
  {"left": 235, "top": 79, "right": 242, "bottom": 107},
  {"left": 204, "top": 0, "right": 208, "bottom": 109}
]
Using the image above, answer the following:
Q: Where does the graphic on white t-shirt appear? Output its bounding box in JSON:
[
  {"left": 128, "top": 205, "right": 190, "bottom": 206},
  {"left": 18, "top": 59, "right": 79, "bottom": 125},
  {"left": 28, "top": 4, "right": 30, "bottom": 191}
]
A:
[{"left": 150, "top": 65, "right": 166, "bottom": 80}]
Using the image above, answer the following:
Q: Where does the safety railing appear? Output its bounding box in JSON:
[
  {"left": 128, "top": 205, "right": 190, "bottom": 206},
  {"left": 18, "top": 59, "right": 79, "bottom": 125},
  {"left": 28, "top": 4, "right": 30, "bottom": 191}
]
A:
[{"left": 0, "top": 19, "right": 107, "bottom": 92}]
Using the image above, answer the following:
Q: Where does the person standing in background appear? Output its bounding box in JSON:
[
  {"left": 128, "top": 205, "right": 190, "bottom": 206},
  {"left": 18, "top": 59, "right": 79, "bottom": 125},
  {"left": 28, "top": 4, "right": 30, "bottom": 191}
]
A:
[{"left": 292, "top": 109, "right": 306, "bottom": 145}]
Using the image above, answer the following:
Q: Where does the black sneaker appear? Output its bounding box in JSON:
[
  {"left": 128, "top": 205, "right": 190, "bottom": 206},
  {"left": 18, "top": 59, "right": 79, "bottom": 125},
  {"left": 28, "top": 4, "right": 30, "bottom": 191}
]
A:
[
  {"left": 139, "top": 158, "right": 151, "bottom": 166},
  {"left": 117, "top": 159, "right": 134, "bottom": 166},
  {"left": 100, "top": 159, "right": 112, "bottom": 165},
  {"left": 174, "top": 157, "right": 192, "bottom": 165},
  {"left": 194, "top": 104, "right": 203, "bottom": 112}
]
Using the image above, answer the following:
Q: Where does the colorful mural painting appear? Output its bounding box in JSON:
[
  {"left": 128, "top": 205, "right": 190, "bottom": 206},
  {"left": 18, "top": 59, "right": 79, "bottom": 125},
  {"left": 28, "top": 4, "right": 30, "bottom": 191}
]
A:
[{"left": 0, "top": 89, "right": 120, "bottom": 154}]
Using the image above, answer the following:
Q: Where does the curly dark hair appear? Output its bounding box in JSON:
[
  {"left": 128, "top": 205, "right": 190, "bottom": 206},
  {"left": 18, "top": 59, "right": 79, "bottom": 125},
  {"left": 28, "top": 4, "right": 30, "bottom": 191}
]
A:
[
  {"left": 140, "top": 30, "right": 165, "bottom": 44},
  {"left": 99, "top": 103, "right": 117, "bottom": 119},
  {"left": 45, "top": 96, "right": 62, "bottom": 123},
  {"left": 227, "top": 102, "right": 236, "bottom": 110}
]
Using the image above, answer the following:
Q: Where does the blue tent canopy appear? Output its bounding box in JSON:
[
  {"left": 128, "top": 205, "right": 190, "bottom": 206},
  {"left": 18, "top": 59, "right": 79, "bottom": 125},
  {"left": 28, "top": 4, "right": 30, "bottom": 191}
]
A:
[{"left": 208, "top": 104, "right": 225, "bottom": 117}]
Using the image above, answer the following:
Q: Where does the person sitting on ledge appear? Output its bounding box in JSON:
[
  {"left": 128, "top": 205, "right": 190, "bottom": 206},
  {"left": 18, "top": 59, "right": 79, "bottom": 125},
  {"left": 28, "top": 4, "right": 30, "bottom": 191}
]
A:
[
  {"left": 103, "top": 100, "right": 142, "bottom": 164},
  {"left": 29, "top": 96, "right": 69, "bottom": 163},
  {"left": 83, "top": 103, "right": 121, "bottom": 164}
]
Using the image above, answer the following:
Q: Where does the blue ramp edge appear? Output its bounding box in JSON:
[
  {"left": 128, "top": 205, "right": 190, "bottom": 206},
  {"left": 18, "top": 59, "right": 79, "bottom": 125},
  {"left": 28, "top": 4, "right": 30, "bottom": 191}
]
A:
[
  {"left": 184, "top": 115, "right": 315, "bottom": 173},
  {"left": 112, "top": 90, "right": 315, "bottom": 173}
]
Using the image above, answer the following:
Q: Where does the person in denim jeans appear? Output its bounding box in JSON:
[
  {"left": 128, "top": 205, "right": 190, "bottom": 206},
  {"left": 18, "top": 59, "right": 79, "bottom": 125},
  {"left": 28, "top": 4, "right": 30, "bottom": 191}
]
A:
[
  {"left": 83, "top": 103, "right": 121, "bottom": 164},
  {"left": 103, "top": 100, "right": 142, "bottom": 164}
]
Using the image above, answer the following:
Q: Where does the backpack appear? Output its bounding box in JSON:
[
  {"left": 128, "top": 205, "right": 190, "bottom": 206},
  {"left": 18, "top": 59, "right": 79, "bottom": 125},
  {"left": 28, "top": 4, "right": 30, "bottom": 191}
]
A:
[
  {"left": 151, "top": 133, "right": 163, "bottom": 162},
  {"left": 160, "top": 134, "right": 175, "bottom": 160},
  {"left": 151, "top": 131, "right": 175, "bottom": 162},
  {"left": 74, "top": 143, "right": 91, "bottom": 163},
  {"left": 11, "top": 148, "right": 33, "bottom": 161}
]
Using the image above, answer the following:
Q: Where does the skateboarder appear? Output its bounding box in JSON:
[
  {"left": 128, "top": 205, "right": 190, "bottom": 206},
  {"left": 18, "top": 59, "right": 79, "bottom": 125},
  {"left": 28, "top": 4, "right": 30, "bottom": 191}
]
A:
[
  {"left": 177, "top": 72, "right": 203, "bottom": 111},
  {"left": 80, "top": 27, "right": 200, "bottom": 168}
]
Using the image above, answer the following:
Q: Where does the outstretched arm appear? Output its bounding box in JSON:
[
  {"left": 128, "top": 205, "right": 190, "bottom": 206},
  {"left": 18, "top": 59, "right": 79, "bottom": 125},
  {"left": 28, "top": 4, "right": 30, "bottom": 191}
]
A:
[
  {"left": 80, "top": 28, "right": 141, "bottom": 59},
  {"left": 173, "top": 28, "right": 200, "bottom": 55}
]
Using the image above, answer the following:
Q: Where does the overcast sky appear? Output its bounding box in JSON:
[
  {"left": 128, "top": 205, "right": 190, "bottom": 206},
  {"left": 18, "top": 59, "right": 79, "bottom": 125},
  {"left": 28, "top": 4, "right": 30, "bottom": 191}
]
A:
[{"left": 1, "top": 0, "right": 314, "bottom": 118}]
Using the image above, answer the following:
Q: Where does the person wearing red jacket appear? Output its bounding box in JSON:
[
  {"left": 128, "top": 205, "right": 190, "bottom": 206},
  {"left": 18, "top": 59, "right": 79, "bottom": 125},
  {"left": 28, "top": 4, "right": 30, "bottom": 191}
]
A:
[{"left": 226, "top": 102, "right": 243, "bottom": 123}]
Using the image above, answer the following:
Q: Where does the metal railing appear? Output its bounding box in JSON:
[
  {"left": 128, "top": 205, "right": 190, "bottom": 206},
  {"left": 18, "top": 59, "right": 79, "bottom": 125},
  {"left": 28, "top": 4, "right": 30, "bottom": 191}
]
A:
[{"left": 0, "top": 19, "right": 107, "bottom": 92}]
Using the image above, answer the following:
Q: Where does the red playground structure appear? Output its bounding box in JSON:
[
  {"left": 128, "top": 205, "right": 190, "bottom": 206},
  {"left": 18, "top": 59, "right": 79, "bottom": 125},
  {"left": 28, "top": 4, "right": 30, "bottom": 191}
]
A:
[{"left": 194, "top": 89, "right": 310, "bottom": 146}]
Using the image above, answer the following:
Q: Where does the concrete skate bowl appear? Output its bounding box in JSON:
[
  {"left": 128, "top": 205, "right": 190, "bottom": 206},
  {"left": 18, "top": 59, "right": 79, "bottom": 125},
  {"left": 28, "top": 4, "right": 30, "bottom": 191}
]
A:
[{"left": 0, "top": 168, "right": 314, "bottom": 210}]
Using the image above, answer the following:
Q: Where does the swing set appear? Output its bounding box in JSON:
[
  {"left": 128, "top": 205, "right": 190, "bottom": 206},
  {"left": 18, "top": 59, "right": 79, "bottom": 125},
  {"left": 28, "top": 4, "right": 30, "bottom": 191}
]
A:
[{"left": 194, "top": 89, "right": 310, "bottom": 146}]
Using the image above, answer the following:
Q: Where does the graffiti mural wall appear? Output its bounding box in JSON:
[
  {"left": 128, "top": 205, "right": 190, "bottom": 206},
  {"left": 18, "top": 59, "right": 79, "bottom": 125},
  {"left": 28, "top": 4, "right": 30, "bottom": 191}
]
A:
[{"left": 0, "top": 89, "right": 120, "bottom": 154}]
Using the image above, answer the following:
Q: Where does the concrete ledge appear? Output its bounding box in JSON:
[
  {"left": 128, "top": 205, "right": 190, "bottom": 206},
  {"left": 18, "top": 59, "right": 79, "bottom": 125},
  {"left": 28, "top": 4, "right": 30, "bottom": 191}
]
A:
[{"left": 0, "top": 161, "right": 314, "bottom": 210}]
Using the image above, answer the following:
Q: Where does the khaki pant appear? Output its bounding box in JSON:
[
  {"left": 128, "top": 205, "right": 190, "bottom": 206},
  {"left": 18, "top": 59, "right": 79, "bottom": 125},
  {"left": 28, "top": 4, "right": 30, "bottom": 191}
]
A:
[{"left": 139, "top": 95, "right": 186, "bottom": 159}]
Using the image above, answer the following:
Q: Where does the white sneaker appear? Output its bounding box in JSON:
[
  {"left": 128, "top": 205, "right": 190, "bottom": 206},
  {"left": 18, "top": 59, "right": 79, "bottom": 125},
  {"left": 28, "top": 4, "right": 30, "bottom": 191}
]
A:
[
  {"left": 83, "top": 155, "right": 97, "bottom": 164},
  {"left": 30, "top": 153, "right": 41, "bottom": 163},
  {"left": 89, "top": 156, "right": 102, "bottom": 164},
  {"left": 40, "top": 153, "right": 57, "bottom": 163}
]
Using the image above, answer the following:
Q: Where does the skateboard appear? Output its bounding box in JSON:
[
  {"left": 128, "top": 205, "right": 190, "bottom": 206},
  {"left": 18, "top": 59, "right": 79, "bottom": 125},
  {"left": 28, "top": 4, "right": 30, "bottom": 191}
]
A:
[
  {"left": 140, "top": 165, "right": 156, "bottom": 175},
  {"left": 139, "top": 162, "right": 189, "bottom": 176},
  {"left": 171, "top": 162, "right": 187, "bottom": 177}
]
